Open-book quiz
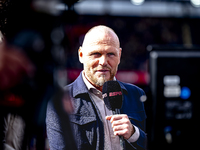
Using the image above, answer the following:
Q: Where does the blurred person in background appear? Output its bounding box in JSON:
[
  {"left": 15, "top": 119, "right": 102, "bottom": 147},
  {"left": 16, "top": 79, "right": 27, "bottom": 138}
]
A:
[
  {"left": 46, "top": 25, "right": 147, "bottom": 150},
  {"left": 0, "top": 30, "right": 35, "bottom": 150},
  {"left": 0, "top": 0, "right": 58, "bottom": 149},
  {"left": 0, "top": 1, "right": 36, "bottom": 148},
  {"left": 0, "top": 0, "right": 79, "bottom": 149}
]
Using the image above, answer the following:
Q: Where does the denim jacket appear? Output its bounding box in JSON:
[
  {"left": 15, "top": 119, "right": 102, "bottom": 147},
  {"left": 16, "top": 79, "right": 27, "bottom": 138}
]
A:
[{"left": 46, "top": 73, "right": 147, "bottom": 150}]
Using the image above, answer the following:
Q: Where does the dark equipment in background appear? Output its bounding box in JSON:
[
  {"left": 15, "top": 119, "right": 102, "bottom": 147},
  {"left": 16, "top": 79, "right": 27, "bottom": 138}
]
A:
[{"left": 148, "top": 46, "right": 200, "bottom": 150}]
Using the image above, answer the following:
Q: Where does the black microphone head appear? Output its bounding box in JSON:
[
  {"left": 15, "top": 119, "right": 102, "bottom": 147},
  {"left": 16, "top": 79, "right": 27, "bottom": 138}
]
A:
[{"left": 102, "top": 80, "right": 123, "bottom": 111}]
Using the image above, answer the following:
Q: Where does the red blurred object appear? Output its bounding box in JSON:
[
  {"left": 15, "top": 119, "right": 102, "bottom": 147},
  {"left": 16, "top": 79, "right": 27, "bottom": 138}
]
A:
[
  {"left": 116, "top": 70, "right": 149, "bottom": 85},
  {"left": 0, "top": 93, "right": 24, "bottom": 107},
  {"left": 0, "top": 42, "right": 35, "bottom": 91}
]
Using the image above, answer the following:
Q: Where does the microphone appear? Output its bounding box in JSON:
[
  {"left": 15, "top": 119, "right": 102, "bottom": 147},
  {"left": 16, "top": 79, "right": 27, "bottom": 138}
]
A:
[
  {"left": 102, "top": 80, "right": 123, "bottom": 112},
  {"left": 102, "top": 80, "right": 126, "bottom": 150}
]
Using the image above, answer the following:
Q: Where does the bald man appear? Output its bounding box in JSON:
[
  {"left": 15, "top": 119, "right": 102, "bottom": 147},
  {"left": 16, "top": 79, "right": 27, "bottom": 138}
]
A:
[{"left": 46, "top": 25, "right": 147, "bottom": 150}]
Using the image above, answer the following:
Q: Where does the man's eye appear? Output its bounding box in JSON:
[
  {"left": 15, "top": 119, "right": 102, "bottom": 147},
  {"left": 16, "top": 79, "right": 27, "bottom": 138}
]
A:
[
  {"left": 92, "top": 53, "right": 101, "bottom": 57},
  {"left": 108, "top": 53, "right": 115, "bottom": 57}
]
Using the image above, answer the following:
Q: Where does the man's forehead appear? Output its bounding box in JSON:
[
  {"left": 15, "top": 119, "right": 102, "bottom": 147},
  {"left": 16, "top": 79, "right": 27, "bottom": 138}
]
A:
[
  {"left": 86, "top": 44, "right": 119, "bottom": 53},
  {"left": 83, "top": 32, "right": 119, "bottom": 48},
  {"left": 82, "top": 26, "right": 120, "bottom": 48}
]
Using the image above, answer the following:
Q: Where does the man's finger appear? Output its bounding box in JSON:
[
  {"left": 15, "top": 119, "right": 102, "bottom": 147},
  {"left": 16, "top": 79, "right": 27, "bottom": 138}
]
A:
[
  {"left": 112, "top": 119, "right": 127, "bottom": 127},
  {"left": 105, "top": 115, "right": 112, "bottom": 120},
  {"left": 110, "top": 114, "right": 128, "bottom": 123}
]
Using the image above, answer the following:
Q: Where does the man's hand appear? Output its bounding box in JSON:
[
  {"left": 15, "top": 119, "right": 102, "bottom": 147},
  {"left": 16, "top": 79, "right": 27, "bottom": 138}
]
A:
[{"left": 106, "top": 114, "right": 135, "bottom": 139}]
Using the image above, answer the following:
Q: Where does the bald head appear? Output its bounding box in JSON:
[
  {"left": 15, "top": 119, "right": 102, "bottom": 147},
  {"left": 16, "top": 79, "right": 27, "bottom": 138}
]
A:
[{"left": 82, "top": 25, "right": 120, "bottom": 49}]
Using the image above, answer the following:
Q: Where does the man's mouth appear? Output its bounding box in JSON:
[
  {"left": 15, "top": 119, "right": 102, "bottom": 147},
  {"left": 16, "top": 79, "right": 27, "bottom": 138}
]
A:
[{"left": 97, "top": 69, "right": 109, "bottom": 73}]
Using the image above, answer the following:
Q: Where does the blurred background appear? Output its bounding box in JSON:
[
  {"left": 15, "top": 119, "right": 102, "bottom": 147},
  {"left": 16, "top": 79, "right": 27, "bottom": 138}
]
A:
[{"left": 1, "top": 0, "right": 200, "bottom": 149}]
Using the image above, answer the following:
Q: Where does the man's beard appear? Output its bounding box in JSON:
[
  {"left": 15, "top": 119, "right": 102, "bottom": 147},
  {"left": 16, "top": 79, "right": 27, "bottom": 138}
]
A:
[
  {"left": 95, "top": 75, "right": 107, "bottom": 87},
  {"left": 85, "top": 67, "right": 116, "bottom": 87}
]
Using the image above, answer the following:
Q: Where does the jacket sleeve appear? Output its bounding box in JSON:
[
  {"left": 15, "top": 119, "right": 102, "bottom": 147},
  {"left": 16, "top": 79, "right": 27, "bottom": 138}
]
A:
[
  {"left": 125, "top": 127, "right": 147, "bottom": 150},
  {"left": 46, "top": 99, "right": 66, "bottom": 150},
  {"left": 127, "top": 115, "right": 147, "bottom": 150},
  {"left": 131, "top": 88, "right": 147, "bottom": 150},
  {"left": 137, "top": 127, "right": 147, "bottom": 149},
  {"left": 121, "top": 83, "right": 147, "bottom": 150},
  {"left": 46, "top": 99, "right": 77, "bottom": 150}
]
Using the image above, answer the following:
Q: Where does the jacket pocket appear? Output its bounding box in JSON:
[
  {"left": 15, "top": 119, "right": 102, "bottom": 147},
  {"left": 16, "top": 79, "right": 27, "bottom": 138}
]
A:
[
  {"left": 70, "top": 114, "right": 96, "bottom": 125},
  {"left": 70, "top": 114, "right": 97, "bottom": 147}
]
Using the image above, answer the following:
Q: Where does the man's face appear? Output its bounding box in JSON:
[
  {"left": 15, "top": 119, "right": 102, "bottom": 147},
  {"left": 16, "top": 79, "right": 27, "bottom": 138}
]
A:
[{"left": 79, "top": 32, "right": 121, "bottom": 88}]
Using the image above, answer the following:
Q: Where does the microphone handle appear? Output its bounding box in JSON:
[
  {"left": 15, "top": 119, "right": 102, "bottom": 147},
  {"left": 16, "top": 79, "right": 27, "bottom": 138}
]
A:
[
  {"left": 112, "top": 109, "right": 126, "bottom": 150},
  {"left": 119, "top": 135, "right": 126, "bottom": 150}
]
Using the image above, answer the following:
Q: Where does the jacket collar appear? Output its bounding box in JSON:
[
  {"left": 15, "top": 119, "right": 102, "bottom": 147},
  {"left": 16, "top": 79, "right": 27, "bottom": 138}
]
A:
[
  {"left": 72, "top": 71, "right": 128, "bottom": 97},
  {"left": 118, "top": 81, "right": 128, "bottom": 95},
  {"left": 72, "top": 72, "right": 88, "bottom": 98}
]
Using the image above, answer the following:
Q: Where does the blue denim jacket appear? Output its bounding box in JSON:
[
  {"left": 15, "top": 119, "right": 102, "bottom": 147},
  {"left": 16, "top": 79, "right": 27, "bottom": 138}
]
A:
[{"left": 46, "top": 73, "right": 147, "bottom": 150}]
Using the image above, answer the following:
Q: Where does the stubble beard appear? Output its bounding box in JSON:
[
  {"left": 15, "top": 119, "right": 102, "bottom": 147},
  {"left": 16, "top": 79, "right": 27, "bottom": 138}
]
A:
[
  {"left": 95, "top": 75, "right": 107, "bottom": 87},
  {"left": 85, "top": 67, "right": 116, "bottom": 87}
]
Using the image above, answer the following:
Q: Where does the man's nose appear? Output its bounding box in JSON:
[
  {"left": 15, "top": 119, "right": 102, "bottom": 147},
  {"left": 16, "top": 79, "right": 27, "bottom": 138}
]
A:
[{"left": 99, "top": 55, "right": 107, "bottom": 66}]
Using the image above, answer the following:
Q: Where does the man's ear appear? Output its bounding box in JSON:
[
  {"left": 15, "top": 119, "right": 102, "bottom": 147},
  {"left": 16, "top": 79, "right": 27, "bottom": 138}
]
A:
[
  {"left": 118, "top": 48, "right": 122, "bottom": 64},
  {"left": 119, "top": 48, "right": 122, "bottom": 58},
  {"left": 78, "top": 46, "right": 84, "bottom": 64}
]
